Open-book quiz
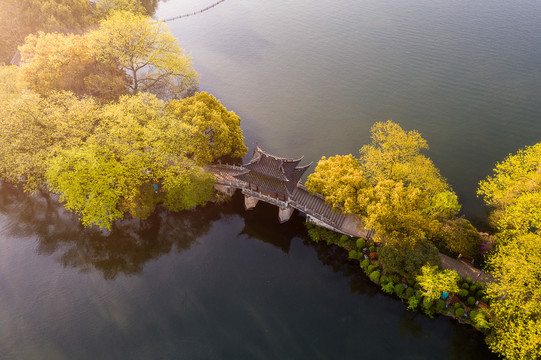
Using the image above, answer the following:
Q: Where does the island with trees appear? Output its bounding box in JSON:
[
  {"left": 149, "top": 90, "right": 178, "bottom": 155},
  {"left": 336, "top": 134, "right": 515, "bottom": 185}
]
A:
[{"left": 0, "top": 1, "right": 539, "bottom": 359}]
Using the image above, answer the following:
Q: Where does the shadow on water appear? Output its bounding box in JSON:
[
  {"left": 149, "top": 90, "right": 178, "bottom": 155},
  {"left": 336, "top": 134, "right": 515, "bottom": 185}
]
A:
[{"left": 0, "top": 181, "right": 237, "bottom": 279}]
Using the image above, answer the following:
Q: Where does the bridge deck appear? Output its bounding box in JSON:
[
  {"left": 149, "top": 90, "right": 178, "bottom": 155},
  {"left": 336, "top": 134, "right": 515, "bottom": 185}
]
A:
[{"left": 209, "top": 165, "right": 350, "bottom": 233}]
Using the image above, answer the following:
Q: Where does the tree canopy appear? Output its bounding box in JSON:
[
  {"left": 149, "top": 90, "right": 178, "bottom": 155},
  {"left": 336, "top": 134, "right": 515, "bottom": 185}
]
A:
[
  {"left": 0, "top": 0, "right": 95, "bottom": 64},
  {"left": 479, "top": 143, "right": 541, "bottom": 360},
  {"left": 478, "top": 142, "right": 541, "bottom": 239},
  {"left": 485, "top": 232, "right": 541, "bottom": 359},
  {"left": 45, "top": 92, "right": 246, "bottom": 230},
  {"left": 306, "top": 121, "right": 475, "bottom": 278},
  {"left": 19, "top": 31, "right": 129, "bottom": 101},
  {"left": 0, "top": 73, "right": 98, "bottom": 192},
  {"left": 416, "top": 265, "right": 461, "bottom": 302},
  {"left": 167, "top": 92, "right": 248, "bottom": 164},
  {"left": 307, "top": 121, "right": 461, "bottom": 247},
  {"left": 89, "top": 10, "right": 199, "bottom": 99},
  {"left": 0, "top": 63, "right": 246, "bottom": 228}
]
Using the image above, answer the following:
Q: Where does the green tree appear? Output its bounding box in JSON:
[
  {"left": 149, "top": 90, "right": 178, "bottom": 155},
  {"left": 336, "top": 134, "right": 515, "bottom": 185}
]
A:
[
  {"left": 478, "top": 142, "right": 541, "bottom": 239},
  {"left": 485, "top": 232, "right": 541, "bottom": 360},
  {"left": 416, "top": 265, "right": 460, "bottom": 302},
  {"left": 360, "top": 120, "right": 455, "bottom": 203},
  {"left": 377, "top": 239, "right": 441, "bottom": 277},
  {"left": 19, "top": 31, "right": 129, "bottom": 100},
  {"left": 0, "top": 0, "right": 95, "bottom": 64},
  {"left": 305, "top": 154, "right": 366, "bottom": 214},
  {"left": 479, "top": 143, "right": 541, "bottom": 359},
  {"left": 89, "top": 10, "right": 199, "bottom": 99},
  {"left": 95, "top": 0, "right": 147, "bottom": 18},
  {"left": 0, "top": 78, "right": 98, "bottom": 192},
  {"left": 46, "top": 93, "right": 216, "bottom": 230},
  {"left": 167, "top": 92, "right": 248, "bottom": 164},
  {"left": 358, "top": 179, "right": 442, "bottom": 244},
  {"left": 437, "top": 217, "right": 481, "bottom": 256},
  {"left": 306, "top": 121, "right": 468, "bottom": 275}
]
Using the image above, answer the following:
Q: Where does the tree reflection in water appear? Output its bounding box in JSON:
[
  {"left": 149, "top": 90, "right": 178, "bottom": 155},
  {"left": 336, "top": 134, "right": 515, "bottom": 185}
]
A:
[{"left": 0, "top": 181, "right": 237, "bottom": 279}]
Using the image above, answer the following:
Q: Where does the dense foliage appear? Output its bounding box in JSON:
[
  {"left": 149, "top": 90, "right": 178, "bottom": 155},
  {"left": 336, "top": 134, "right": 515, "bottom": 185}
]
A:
[
  {"left": 0, "top": 67, "right": 245, "bottom": 229},
  {"left": 478, "top": 143, "right": 541, "bottom": 360},
  {"left": 306, "top": 121, "right": 477, "bottom": 277},
  {"left": 0, "top": 0, "right": 246, "bottom": 231}
]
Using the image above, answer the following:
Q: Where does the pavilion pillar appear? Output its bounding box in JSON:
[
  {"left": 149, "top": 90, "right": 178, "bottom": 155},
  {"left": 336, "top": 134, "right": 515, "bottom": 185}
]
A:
[
  {"left": 244, "top": 195, "right": 259, "bottom": 210},
  {"left": 278, "top": 206, "right": 294, "bottom": 223}
]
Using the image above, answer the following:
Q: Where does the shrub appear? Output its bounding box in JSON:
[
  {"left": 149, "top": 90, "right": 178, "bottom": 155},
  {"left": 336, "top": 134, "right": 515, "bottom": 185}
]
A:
[
  {"left": 348, "top": 250, "right": 359, "bottom": 260},
  {"left": 470, "top": 311, "right": 489, "bottom": 330},
  {"left": 382, "top": 281, "right": 394, "bottom": 294},
  {"left": 389, "top": 273, "right": 402, "bottom": 284},
  {"left": 406, "top": 276, "right": 416, "bottom": 286},
  {"left": 405, "top": 287, "right": 415, "bottom": 298},
  {"left": 356, "top": 238, "right": 366, "bottom": 249},
  {"left": 361, "top": 258, "right": 370, "bottom": 269},
  {"left": 454, "top": 302, "right": 461, "bottom": 309},
  {"left": 394, "top": 283, "right": 405, "bottom": 297},
  {"left": 369, "top": 271, "right": 381, "bottom": 283},
  {"left": 339, "top": 235, "right": 349, "bottom": 246},
  {"left": 465, "top": 276, "right": 472, "bottom": 284},
  {"left": 461, "top": 282, "right": 469, "bottom": 289},
  {"left": 455, "top": 307, "right": 465, "bottom": 317},
  {"left": 422, "top": 297, "right": 433, "bottom": 310},
  {"left": 415, "top": 290, "right": 423, "bottom": 300},
  {"left": 369, "top": 245, "right": 376, "bottom": 253},
  {"left": 458, "top": 289, "right": 469, "bottom": 299},
  {"left": 466, "top": 296, "right": 476, "bottom": 307},
  {"left": 407, "top": 296, "right": 420, "bottom": 311},
  {"left": 469, "top": 284, "right": 478, "bottom": 293},
  {"left": 367, "top": 264, "right": 376, "bottom": 274},
  {"left": 476, "top": 289, "right": 485, "bottom": 299},
  {"left": 380, "top": 275, "right": 390, "bottom": 284},
  {"left": 414, "top": 282, "right": 421, "bottom": 290},
  {"left": 436, "top": 299, "right": 446, "bottom": 312},
  {"left": 307, "top": 228, "right": 321, "bottom": 243}
]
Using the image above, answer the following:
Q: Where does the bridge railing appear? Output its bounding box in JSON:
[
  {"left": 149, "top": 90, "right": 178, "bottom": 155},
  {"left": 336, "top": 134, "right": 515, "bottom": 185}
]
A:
[
  {"left": 242, "top": 188, "right": 289, "bottom": 208},
  {"left": 212, "top": 164, "right": 246, "bottom": 171},
  {"left": 288, "top": 199, "right": 339, "bottom": 227},
  {"left": 215, "top": 178, "right": 246, "bottom": 188}
]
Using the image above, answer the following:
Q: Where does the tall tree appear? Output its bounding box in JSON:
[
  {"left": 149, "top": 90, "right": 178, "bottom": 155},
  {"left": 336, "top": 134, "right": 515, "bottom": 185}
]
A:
[
  {"left": 89, "top": 10, "right": 199, "bottom": 99},
  {"left": 479, "top": 142, "right": 541, "bottom": 360},
  {"left": 478, "top": 142, "right": 541, "bottom": 239},
  {"left": 0, "top": 0, "right": 95, "bottom": 64},
  {"left": 305, "top": 154, "right": 366, "bottom": 214},
  {"left": 167, "top": 92, "right": 248, "bottom": 164},
  {"left": 19, "top": 31, "right": 129, "bottom": 101},
  {"left": 484, "top": 233, "right": 541, "bottom": 360},
  {"left": 0, "top": 71, "right": 98, "bottom": 192}
]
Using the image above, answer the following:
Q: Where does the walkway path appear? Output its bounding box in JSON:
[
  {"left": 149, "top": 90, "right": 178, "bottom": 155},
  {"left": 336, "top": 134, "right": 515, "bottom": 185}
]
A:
[{"left": 439, "top": 254, "right": 492, "bottom": 283}]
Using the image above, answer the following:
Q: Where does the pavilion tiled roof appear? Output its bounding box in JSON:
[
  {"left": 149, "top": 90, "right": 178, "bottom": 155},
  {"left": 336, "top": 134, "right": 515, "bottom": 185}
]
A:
[{"left": 234, "top": 145, "right": 311, "bottom": 198}]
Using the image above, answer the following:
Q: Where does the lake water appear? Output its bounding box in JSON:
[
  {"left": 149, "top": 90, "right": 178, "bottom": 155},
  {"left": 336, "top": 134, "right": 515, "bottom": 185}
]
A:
[{"left": 3, "top": 0, "right": 541, "bottom": 358}]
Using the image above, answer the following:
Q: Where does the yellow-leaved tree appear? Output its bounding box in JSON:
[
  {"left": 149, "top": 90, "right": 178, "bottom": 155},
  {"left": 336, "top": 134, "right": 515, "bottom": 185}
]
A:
[
  {"left": 89, "top": 10, "right": 199, "bottom": 99},
  {"left": 306, "top": 121, "right": 473, "bottom": 275},
  {"left": 478, "top": 142, "right": 541, "bottom": 360}
]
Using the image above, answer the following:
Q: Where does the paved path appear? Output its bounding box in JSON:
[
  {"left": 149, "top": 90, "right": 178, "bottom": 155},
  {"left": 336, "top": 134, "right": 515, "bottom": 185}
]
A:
[{"left": 439, "top": 254, "right": 492, "bottom": 283}]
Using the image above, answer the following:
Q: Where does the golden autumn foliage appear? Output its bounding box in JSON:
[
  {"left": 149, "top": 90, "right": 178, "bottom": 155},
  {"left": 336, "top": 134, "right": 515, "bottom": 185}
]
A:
[
  {"left": 479, "top": 143, "right": 541, "bottom": 360},
  {"left": 88, "top": 10, "right": 199, "bottom": 99},
  {"left": 307, "top": 121, "right": 461, "bottom": 248},
  {"left": 0, "top": 64, "right": 246, "bottom": 229}
]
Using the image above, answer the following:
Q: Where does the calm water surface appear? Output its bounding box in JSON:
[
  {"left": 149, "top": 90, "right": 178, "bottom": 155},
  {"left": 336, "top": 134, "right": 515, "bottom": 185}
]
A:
[{"left": 3, "top": 0, "right": 541, "bottom": 358}]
